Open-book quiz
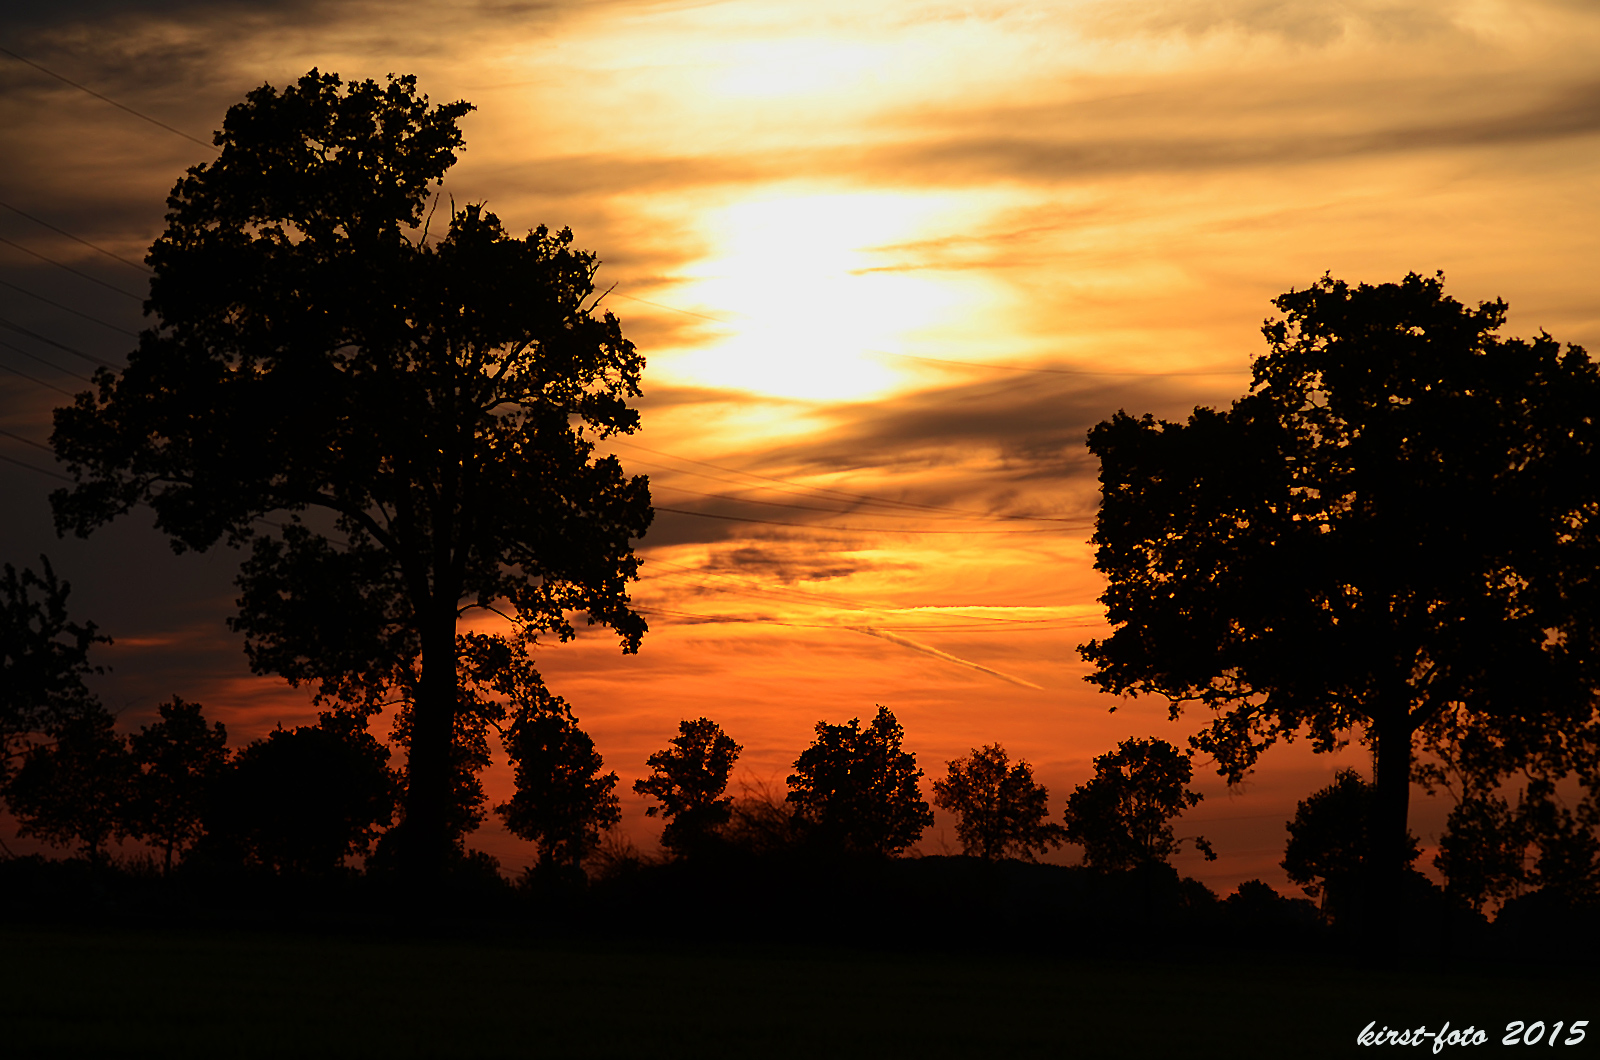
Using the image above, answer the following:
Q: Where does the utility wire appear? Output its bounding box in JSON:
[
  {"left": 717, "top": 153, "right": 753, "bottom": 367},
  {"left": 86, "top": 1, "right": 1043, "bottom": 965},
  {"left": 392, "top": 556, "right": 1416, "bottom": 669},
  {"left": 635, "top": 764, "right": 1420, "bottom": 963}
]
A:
[
  {"left": 0, "top": 45, "right": 216, "bottom": 151},
  {"left": 0, "top": 337, "right": 93, "bottom": 383},
  {"left": 0, "top": 235, "right": 143, "bottom": 301},
  {"left": 0, "top": 198, "right": 151, "bottom": 273},
  {"left": 0, "top": 450, "right": 70, "bottom": 481},
  {"left": 0, "top": 315, "right": 119, "bottom": 369},
  {"left": 0, "top": 278, "right": 140, "bottom": 336},
  {"left": 0, "top": 358, "right": 76, "bottom": 396},
  {"left": 0, "top": 426, "right": 53, "bottom": 453}
]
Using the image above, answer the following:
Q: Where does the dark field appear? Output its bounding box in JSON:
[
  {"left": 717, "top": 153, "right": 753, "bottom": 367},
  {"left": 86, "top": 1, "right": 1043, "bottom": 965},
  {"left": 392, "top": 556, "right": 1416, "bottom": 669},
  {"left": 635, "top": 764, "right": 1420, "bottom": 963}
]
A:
[{"left": 2, "top": 925, "right": 1595, "bottom": 1058}]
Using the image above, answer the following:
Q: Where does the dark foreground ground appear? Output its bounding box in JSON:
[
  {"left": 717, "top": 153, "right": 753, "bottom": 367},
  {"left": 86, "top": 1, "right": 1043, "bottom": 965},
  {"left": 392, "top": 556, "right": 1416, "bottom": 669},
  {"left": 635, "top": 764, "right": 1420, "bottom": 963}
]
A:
[{"left": 3, "top": 923, "right": 1596, "bottom": 1059}]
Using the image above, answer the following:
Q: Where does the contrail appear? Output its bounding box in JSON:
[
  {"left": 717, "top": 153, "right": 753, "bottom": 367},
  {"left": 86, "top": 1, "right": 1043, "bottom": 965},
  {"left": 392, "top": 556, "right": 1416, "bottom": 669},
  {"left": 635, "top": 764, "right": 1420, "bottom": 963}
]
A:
[{"left": 850, "top": 627, "right": 1044, "bottom": 689}]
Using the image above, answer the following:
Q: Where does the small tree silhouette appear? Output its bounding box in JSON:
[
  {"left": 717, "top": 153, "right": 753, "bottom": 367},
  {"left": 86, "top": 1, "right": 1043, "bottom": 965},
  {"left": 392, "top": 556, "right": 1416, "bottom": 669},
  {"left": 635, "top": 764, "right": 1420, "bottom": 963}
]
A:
[
  {"left": 1435, "top": 791, "right": 1526, "bottom": 912},
  {"left": 128, "top": 696, "right": 230, "bottom": 874},
  {"left": 786, "top": 705, "right": 933, "bottom": 856},
  {"left": 1, "top": 556, "right": 110, "bottom": 789},
  {"left": 211, "top": 711, "right": 398, "bottom": 874},
  {"left": 634, "top": 718, "right": 742, "bottom": 856},
  {"left": 932, "top": 744, "right": 1065, "bottom": 861},
  {"left": 1282, "top": 769, "right": 1419, "bottom": 917},
  {"left": 497, "top": 699, "right": 620, "bottom": 873},
  {"left": 1062, "top": 738, "right": 1215, "bottom": 870},
  {"left": 7, "top": 708, "right": 135, "bottom": 864}
]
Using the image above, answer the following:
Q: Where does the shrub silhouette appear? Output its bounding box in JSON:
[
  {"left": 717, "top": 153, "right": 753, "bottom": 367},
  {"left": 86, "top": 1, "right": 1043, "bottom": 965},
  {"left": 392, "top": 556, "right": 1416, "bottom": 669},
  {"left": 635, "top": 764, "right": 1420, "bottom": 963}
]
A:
[
  {"left": 786, "top": 705, "right": 932, "bottom": 856},
  {"left": 932, "top": 744, "right": 1065, "bottom": 861},
  {"left": 1282, "top": 769, "right": 1419, "bottom": 920},
  {"left": 634, "top": 718, "right": 742, "bottom": 857},
  {"left": 1062, "top": 738, "right": 1214, "bottom": 870},
  {"left": 209, "top": 712, "right": 398, "bottom": 875}
]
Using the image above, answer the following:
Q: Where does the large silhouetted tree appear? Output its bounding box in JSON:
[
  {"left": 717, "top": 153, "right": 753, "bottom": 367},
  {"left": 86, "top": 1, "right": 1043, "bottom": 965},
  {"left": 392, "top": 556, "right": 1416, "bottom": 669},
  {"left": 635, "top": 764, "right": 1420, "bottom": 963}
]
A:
[
  {"left": 634, "top": 717, "right": 742, "bottom": 856},
  {"left": 1061, "top": 738, "right": 1214, "bottom": 870},
  {"left": 127, "top": 696, "right": 230, "bottom": 873},
  {"left": 786, "top": 705, "right": 933, "bottom": 856},
  {"left": 1080, "top": 272, "right": 1600, "bottom": 914},
  {"left": 0, "top": 557, "right": 109, "bottom": 788},
  {"left": 50, "top": 71, "right": 652, "bottom": 879},
  {"left": 932, "top": 744, "right": 1065, "bottom": 861}
]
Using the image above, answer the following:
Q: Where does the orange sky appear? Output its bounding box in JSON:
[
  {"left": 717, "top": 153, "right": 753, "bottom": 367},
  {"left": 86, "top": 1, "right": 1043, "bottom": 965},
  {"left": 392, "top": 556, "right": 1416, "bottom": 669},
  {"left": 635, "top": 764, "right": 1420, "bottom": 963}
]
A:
[{"left": 2, "top": 0, "right": 1598, "bottom": 889}]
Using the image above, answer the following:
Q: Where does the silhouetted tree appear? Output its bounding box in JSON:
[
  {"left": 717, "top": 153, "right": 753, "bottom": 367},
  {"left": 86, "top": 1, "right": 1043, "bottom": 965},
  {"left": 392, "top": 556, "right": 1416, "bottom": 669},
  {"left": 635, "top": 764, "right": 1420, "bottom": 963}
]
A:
[
  {"left": 1434, "top": 792, "right": 1526, "bottom": 913},
  {"left": 932, "top": 744, "right": 1065, "bottom": 861},
  {"left": 786, "top": 705, "right": 933, "bottom": 856},
  {"left": 1080, "top": 272, "right": 1600, "bottom": 914},
  {"left": 211, "top": 711, "right": 398, "bottom": 874},
  {"left": 1282, "top": 769, "right": 1419, "bottom": 918},
  {"left": 1512, "top": 781, "right": 1600, "bottom": 905},
  {"left": 49, "top": 70, "right": 652, "bottom": 879},
  {"left": 0, "top": 556, "right": 109, "bottom": 789},
  {"left": 127, "top": 696, "right": 230, "bottom": 874},
  {"left": 1062, "top": 738, "right": 1214, "bottom": 870},
  {"left": 497, "top": 697, "right": 620, "bottom": 873},
  {"left": 7, "top": 708, "right": 135, "bottom": 863},
  {"left": 634, "top": 717, "right": 742, "bottom": 856}
]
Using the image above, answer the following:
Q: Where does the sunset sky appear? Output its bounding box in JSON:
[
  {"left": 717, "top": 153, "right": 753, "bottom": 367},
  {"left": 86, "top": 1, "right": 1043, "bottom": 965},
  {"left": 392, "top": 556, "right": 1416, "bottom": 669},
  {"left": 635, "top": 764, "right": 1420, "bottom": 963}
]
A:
[{"left": 2, "top": 0, "right": 1597, "bottom": 889}]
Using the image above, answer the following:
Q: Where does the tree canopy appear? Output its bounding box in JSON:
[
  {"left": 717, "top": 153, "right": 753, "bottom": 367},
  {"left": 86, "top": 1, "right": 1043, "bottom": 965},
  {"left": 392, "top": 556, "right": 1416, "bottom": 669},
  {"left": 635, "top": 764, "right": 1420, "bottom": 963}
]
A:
[
  {"left": 49, "top": 70, "right": 653, "bottom": 877},
  {"left": 1080, "top": 272, "right": 1600, "bottom": 907},
  {"left": 786, "top": 705, "right": 933, "bottom": 856},
  {"left": 1061, "top": 738, "right": 1213, "bottom": 871},
  {"left": 931, "top": 744, "right": 1064, "bottom": 861},
  {"left": 634, "top": 717, "right": 742, "bottom": 856},
  {"left": 0, "top": 557, "right": 109, "bottom": 788}
]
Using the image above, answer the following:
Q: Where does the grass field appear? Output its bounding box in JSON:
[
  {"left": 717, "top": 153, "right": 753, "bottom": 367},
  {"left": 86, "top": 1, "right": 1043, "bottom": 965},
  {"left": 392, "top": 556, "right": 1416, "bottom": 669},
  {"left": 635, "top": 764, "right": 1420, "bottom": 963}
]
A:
[{"left": 3, "top": 925, "right": 1596, "bottom": 1057}]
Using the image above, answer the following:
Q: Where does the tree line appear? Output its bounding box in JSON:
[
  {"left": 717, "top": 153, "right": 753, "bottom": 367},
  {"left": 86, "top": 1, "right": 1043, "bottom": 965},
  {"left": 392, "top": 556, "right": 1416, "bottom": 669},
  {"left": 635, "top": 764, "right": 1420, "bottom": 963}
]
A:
[
  {"left": 5, "top": 555, "right": 1596, "bottom": 929},
  {"left": 6, "top": 69, "right": 1598, "bottom": 932}
]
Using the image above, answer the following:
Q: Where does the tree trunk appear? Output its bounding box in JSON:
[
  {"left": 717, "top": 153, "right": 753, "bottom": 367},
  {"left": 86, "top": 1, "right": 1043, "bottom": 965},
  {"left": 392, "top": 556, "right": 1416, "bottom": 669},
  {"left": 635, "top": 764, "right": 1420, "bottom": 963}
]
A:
[
  {"left": 401, "top": 603, "right": 459, "bottom": 882},
  {"left": 1369, "top": 706, "right": 1414, "bottom": 934}
]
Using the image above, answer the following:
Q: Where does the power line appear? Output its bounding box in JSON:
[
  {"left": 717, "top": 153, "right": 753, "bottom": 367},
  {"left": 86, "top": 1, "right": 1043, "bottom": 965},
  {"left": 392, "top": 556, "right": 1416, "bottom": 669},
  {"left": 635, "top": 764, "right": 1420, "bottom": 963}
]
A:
[
  {"left": 0, "top": 450, "right": 70, "bottom": 481},
  {"left": 0, "top": 45, "right": 216, "bottom": 151},
  {"left": 0, "top": 358, "right": 76, "bottom": 396},
  {"left": 0, "top": 315, "right": 119, "bottom": 369},
  {"left": 0, "top": 278, "right": 140, "bottom": 336},
  {"left": 0, "top": 337, "right": 94, "bottom": 383},
  {"left": 0, "top": 235, "right": 144, "bottom": 301},
  {"left": 0, "top": 198, "right": 151, "bottom": 273},
  {"left": 0, "top": 426, "right": 52, "bottom": 452}
]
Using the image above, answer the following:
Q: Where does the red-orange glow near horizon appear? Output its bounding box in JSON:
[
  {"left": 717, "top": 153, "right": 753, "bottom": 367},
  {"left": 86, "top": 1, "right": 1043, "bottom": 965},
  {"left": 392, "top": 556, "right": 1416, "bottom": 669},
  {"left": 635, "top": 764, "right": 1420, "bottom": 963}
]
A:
[{"left": 1, "top": 0, "right": 1597, "bottom": 892}]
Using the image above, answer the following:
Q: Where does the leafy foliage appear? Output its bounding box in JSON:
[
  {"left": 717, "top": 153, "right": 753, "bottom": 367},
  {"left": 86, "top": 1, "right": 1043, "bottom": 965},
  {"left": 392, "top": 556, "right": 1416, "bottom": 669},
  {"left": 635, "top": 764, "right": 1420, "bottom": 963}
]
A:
[
  {"left": 634, "top": 718, "right": 742, "bottom": 856},
  {"left": 497, "top": 695, "right": 621, "bottom": 872},
  {"left": 7, "top": 708, "right": 135, "bottom": 863},
  {"left": 49, "top": 70, "right": 653, "bottom": 872},
  {"left": 1079, "top": 272, "right": 1600, "bottom": 895},
  {"left": 127, "top": 697, "right": 230, "bottom": 873},
  {"left": 1282, "top": 769, "right": 1419, "bottom": 914},
  {"left": 931, "top": 744, "right": 1065, "bottom": 861},
  {"left": 786, "top": 705, "right": 933, "bottom": 856},
  {"left": 1062, "top": 738, "right": 1213, "bottom": 871},
  {"left": 0, "top": 556, "right": 110, "bottom": 787},
  {"left": 209, "top": 711, "right": 399, "bottom": 875}
]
